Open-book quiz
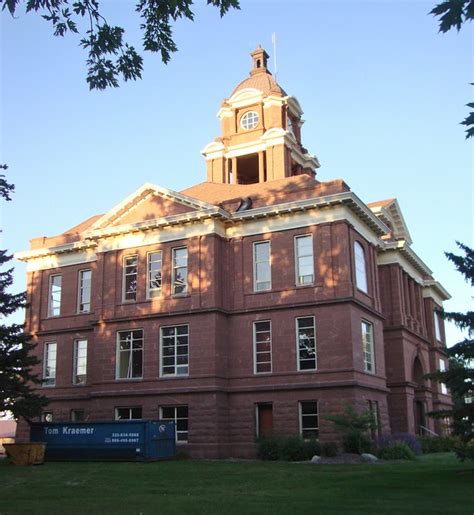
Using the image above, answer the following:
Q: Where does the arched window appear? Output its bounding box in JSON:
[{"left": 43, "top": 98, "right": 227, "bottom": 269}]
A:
[{"left": 354, "top": 241, "right": 368, "bottom": 293}]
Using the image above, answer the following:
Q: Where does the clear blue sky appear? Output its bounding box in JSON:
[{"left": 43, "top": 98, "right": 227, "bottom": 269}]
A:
[{"left": 1, "top": 0, "right": 472, "bottom": 343}]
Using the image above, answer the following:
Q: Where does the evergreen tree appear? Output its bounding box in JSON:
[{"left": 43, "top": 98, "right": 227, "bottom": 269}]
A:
[
  {"left": 0, "top": 168, "right": 48, "bottom": 422},
  {"left": 427, "top": 242, "right": 473, "bottom": 459}
]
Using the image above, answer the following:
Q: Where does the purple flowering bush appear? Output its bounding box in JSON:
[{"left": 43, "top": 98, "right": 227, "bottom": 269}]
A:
[{"left": 376, "top": 433, "right": 422, "bottom": 456}]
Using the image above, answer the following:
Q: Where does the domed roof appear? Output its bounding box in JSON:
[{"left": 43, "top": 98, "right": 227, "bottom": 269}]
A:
[
  {"left": 231, "top": 71, "right": 287, "bottom": 97},
  {"left": 229, "top": 46, "right": 287, "bottom": 98}
]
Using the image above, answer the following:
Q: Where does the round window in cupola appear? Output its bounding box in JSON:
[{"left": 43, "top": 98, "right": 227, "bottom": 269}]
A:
[{"left": 240, "top": 111, "right": 259, "bottom": 130}]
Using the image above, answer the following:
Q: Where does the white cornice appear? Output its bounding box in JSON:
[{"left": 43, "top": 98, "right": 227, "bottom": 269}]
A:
[
  {"left": 423, "top": 280, "right": 451, "bottom": 304},
  {"left": 16, "top": 191, "right": 389, "bottom": 266}
]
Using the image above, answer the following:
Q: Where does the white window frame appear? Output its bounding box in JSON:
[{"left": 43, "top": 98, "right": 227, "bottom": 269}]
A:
[
  {"left": 122, "top": 255, "right": 138, "bottom": 302},
  {"left": 73, "top": 338, "right": 88, "bottom": 385},
  {"left": 77, "top": 269, "right": 92, "bottom": 313},
  {"left": 362, "top": 320, "right": 375, "bottom": 374},
  {"left": 147, "top": 250, "right": 163, "bottom": 299},
  {"left": 116, "top": 330, "right": 144, "bottom": 380},
  {"left": 439, "top": 359, "right": 448, "bottom": 394},
  {"left": 299, "top": 401, "right": 319, "bottom": 440},
  {"left": 354, "top": 241, "right": 368, "bottom": 293},
  {"left": 48, "top": 274, "right": 62, "bottom": 317},
  {"left": 43, "top": 341, "right": 57, "bottom": 386},
  {"left": 253, "top": 240, "right": 271, "bottom": 292},
  {"left": 296, "top": 316, "right": 317, "bottom": 371},
  {"left": 294, "top": 234, "right": 314, "bottom": 286},
  {"left": 434, "top": 310, "right": 442, "bottom": 341},
  {"left": 172, "top": 247, "right": 188, "bottom": 296},
  {"left": 240, "top": 111, "right": 259, "bottom": 130},
  {"left": 253, "top": 320, "right": 272, "bottom": 374},
  {"left": 160, "top": 324, "right": 189, "bottom": 377},
  {"left": 160, "top": 405, "right": 189, "bottom": 444},
  {"left": 114, "top": 407, "right": 142, "bottom": 420}
]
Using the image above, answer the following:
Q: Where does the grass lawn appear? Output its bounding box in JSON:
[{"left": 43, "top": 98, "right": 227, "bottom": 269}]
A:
[{"left": 0, "top": 453, "right": 472, "bottom": 514}]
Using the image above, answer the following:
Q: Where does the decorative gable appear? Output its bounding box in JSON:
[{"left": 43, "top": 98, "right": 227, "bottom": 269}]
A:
[{"left": 87, "top": 183, "right": 219, "bottom": 231}]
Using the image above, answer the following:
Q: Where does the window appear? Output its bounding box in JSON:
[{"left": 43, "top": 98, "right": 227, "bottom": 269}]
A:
[
  {"left": 160, "top": 325, "right": 189, "bottom": 376},
  {"left": 160, "top": 406, "right": 188, "bottom": 443},
  {"left": 299, "top": 402, "right": 318, "bottom": 439},
  {"left": 240, "top": 111, "right": 259, "bottom": 130},
  {"left": 115, "top": 407, "right": 142, "bottom": 420},
  {"left": 41, "top": 412, "right": 53, "bottom": 422},
  {"left": 123, "top": 255, "right": 138, "bottom": 302},
  {"left": 362, "top": 321, "right": 375, "bottom": 373},
  {"left": 77, "top": 269, "right": 91, "bottom": 313},
  {"left": 253, "top": 321, "right": 272, "bottom": 374},
  {"left": 73, "top": 339, "right": 88, "bottom": 385},
  {"left": 43, "top": 342, "right": 57, "bottom": 386},
  {"left": 48, "top": 275, "right": 62, "bottom": 317},
  {"left": 256, "top": 403, "right": 273, "bottom": 437},
  {"left": 434, "top": 310, "right": 442, "bottom": 341},
  {"left": 295, "top": 235, "right": 314, "bottom": 285},
  {"left": 253, "top": 241, "right": 271, "bottom": 292},
  {"left": 116, "top": 330, "right": 143, "bottom": 379},
  {"left": 367, "top": 400, "right": 380, "bottom": 438},
  {"left": 172, "top": 247, "right": 188, "bottom": 295},
  {"left": 439, "top": 359, "right": 448, "bottom": 394},
  {"left": 296, "top": 317, "right": 316, "bottom": 370},
  {"left": 354, "top": 241, "right": 368, "bottom": 293},
  {"left": 71, "top": 409, "right": 85, "bottom": 422},
  {"left": 147, "top": 251, "right": 162, "bottom": 298}
]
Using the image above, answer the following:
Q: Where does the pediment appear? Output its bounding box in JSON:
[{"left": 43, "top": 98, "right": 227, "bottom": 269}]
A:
[
  {"left": 87, "top": 183, "right": 219, "bottom": 231},
  {"left": 368, "top": 198, "right": 412, "bottom": 244}
]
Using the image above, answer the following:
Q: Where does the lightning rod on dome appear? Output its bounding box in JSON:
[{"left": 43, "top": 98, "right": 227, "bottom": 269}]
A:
[{"left": 272, "top": 32, "right": 277, "bottom": 81}]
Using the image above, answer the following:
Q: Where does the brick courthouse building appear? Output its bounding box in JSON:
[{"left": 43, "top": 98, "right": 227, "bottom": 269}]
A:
[{"left": 17, "top": 48, "right": 452, "bottom": 458}]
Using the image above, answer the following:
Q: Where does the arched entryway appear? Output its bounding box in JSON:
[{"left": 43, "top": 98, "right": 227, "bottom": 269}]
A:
[{"left": 412, "top": 356, "right": 427, "bottom": 435}]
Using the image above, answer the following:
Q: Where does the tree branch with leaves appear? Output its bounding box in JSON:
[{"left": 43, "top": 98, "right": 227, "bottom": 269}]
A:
[{"left": 1, "top": 0, "right": 239, "bottom": 90}]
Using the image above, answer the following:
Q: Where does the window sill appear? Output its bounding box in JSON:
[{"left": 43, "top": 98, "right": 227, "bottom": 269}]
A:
[
  {"left": 171, "top": 294, "right": 190, "bottom": 299},
  {"left": 159, "top": 374, "right": 189, "bottom": 379},
  {"left": 115, "top": 378, "right": 143, "bottom": 382}
]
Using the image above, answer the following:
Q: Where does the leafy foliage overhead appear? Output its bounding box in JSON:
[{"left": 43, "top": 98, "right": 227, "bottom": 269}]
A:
[
  {"left": 1, "top": 0, "right": 240, "bottom": 90},
  {"left": 430, "top": 0, "right": 474, "bottom": 138}
]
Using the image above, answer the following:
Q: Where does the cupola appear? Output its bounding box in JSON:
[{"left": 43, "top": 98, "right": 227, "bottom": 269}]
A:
[{"left": 201, "top": 47, "right": 320, "bottom": 185}]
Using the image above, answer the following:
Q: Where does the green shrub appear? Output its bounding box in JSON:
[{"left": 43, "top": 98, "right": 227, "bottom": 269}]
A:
[
  {"left": 343, "top": 433, "right": 372, "bottom": 454},
  {"left": 378, "top": 442, "right": 415, "bottom": 460},
  {"left": 256, "top": 436, "right": 281, "bottom": 461},
  {"left": 418, "top": 436, "right": 459, "bottom": 454},
  {"left": 256, "top": 436, "right": 320, "bottom": 461},
  {"left": 321, "top": 442, "right": 338, "bottom": 457},
  {"left": 454, "top": 439, "right": 474, "bottom": 462}
]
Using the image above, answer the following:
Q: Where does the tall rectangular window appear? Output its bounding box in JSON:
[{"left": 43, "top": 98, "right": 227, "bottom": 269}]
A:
[
  {"left": 160, "top": 406, "right": 189, "bottom": 443},
  {"left": 116, "top": 330, "right": 143, "bottom": 379},
  {"left": 160, "top": 325, "right": 189, "bottom": 376},
  {"left": 367, "top": 400, "right": 381, "bottom": 438},
  {"left": 73, "top": 339, "right": 88, "bottom": 385},
  {"left": 48, "top": 275, "right": 62, "bottom": 317},
  {"left": 299, "top": 401, "right": 319, "bottom": 439},
  {"left": 115, "top": 407, "right": 142, "bottom": 420},
  {"left": 43, "top": 342, "right": 57, "bottom": 386},
  {"left": 362, "top": 321, "right": 375, "bottom": 373},
  {"left": 172, "top": 247, "right": 188, "bottom": 295},
  {"left": 295, "top": 235, "right": 314, "bottom": 285},
  {"left": 123, "top": 255, "right": 138, "bottom": 302},
  {"left": 253, "top": 321, "right": 272, "bottom": 374},
  {"left": 253, "top": 241, "right": 271, "bottom": 292},
  {"left": 77, "top": 269, "right": 92, "bottom": 313},
  {"left": 147, "top": 251, "right": 162, "bottom": 298},
  {"left": 354, "top": 241, "right": 368, "bottom": 293},
  {"left": 296, "top": 317, "right": 316, "bottom": 370},
  {"left": 439, "top": 359, "right": 448, "bottom": 394},
  {"left": 434, "top": 310, "right": 442, "bottom": 341}
]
